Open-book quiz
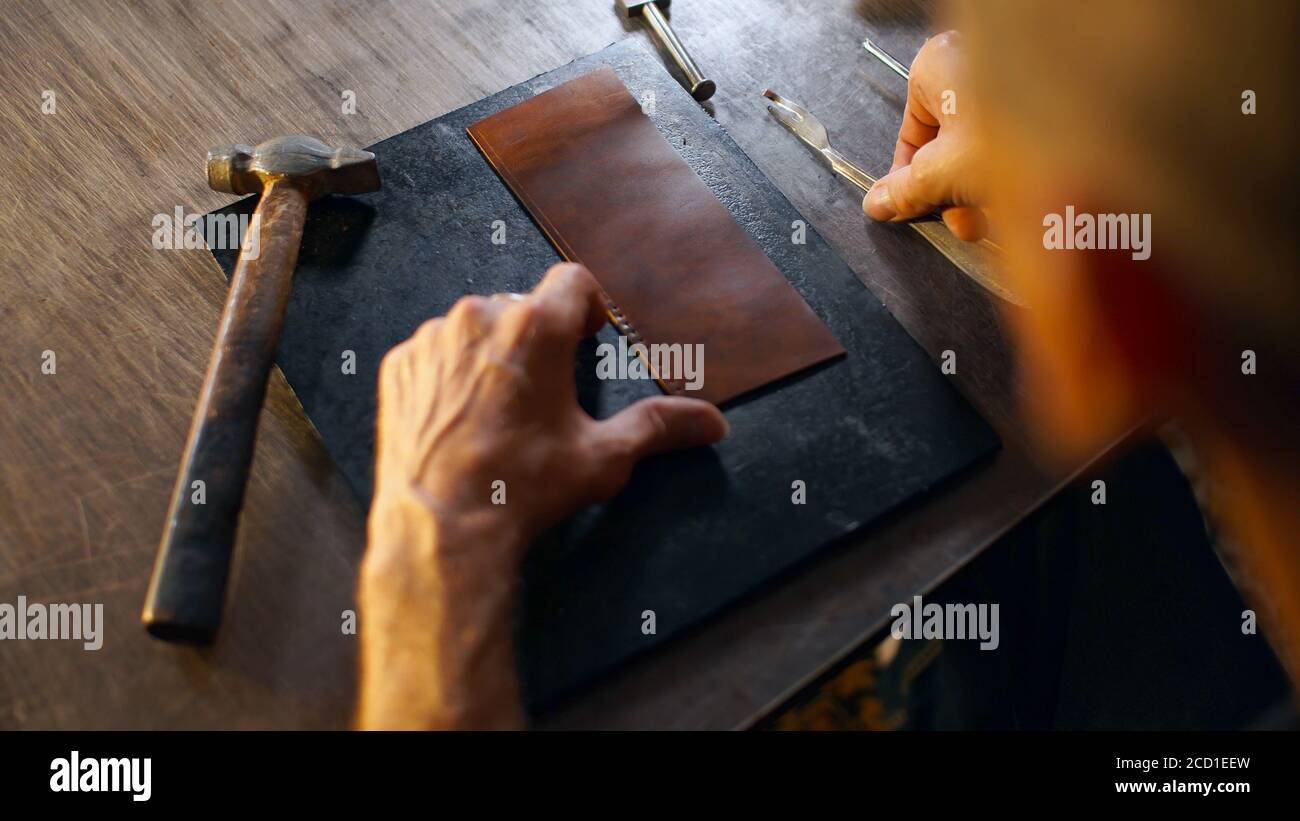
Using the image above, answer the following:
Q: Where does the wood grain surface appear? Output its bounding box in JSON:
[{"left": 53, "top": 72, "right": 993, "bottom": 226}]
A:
[{"left": 0, "top": 0, "right": 1103, "bottom": 729}]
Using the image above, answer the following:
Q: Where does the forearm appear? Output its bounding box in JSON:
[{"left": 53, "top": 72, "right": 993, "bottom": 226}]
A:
[{"left": 357, "top": 489, "right": 525, "bottom": 730}]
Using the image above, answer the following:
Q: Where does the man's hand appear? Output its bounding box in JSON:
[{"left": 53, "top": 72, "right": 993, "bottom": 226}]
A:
[
  {"left": 357, "top": 263, "right": 728, "bottom": 729},
  {"left": 863, "top": 31, "right": 989, "bottom": 241}
]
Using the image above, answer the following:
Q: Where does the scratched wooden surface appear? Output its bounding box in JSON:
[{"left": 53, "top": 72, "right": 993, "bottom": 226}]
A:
[{"left": 0, "top": 0, "right": 1099, "bottom": 729}]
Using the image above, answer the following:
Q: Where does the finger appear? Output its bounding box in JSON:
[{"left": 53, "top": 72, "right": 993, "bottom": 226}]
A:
[
  {"left": 890, "top": 100, "right": 939, "bottom": 173},
  {"left": 411, "top": 315, "right": 443, "bottom": 342},
  {"left": 529, "top": 263, "right": 608, "bottom": 340},
  {"left": 864, "top": 133, "right": 971, "bottom": 222},
  {"left": 886, "top": 32, "right": 955, "bottom": 173},
  {"left": 592, "top": 396, "right": 728, "bottom": 466},
  {"left": 941, "top": 206, "right": 988, "bottom": 242},
  {"left": 889, "top": 137, "right": 920, "bottom": 175},
  {"left": 442, "top": 294, "right": 495, "bottom": 338}
]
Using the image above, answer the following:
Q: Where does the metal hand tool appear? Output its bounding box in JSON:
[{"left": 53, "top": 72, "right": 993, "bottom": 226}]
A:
[
  {"left": 618, "top": 0, "right": 716, "bottom": 101},
  {"left": 862, "top": 37, "right": 911, "bottom": 80},
  {"left": 144, "top": 136, "right": 380, "bottom": 643},
  {"left": 763, "top": 90, "right": 1021, "bottom": 306},
  {"left": 858, "top": 40, "right": 1009, "bottom": 257}
]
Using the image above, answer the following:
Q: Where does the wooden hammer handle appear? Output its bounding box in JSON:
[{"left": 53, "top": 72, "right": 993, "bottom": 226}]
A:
[{"left": 143, "top": 179, "right": 308, "bottom": 642}]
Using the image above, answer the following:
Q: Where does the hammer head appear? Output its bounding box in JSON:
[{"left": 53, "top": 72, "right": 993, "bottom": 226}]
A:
[
  {"left": 617, "top": 0, "right": 669, "bottom": 19},
  {"left": 206, "top": 135, "right": 380, "bottom": 199}
]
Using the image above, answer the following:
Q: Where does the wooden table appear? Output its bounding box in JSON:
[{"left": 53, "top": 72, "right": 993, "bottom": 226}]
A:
[{"left": 0, "top": 0, "right": 1099, "bottom": 729}]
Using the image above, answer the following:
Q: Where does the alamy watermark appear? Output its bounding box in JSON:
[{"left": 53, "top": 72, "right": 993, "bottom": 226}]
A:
[
  {"left": 890, "top": 594, "right": 999, "bottom": 650},
  {"left": 1042, "top": 205, "right": 1151, "bottom": 261},
  {"left": 152, "top": 207, "right": 260, "bottom": 258},
  {"left": 0, "top": 595, "right": 103, "bottom": 650},
  {"left": 596, "top": 335, "right": 704, "bottom": 392},
  {"left": 50, "top": 751, "right": 150, "bottom": 801}
]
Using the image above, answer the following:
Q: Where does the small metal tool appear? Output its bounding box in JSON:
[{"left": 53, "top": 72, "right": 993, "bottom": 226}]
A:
[
  {"left": 764, "top": 90, "right": 881, "bottom": 191},
  {"left": 862, "top": 38, "right": 911, "bottom": 80},
  {"left": 763, "top": 90, "right": 1021, "bottom": 306},
  {"left": 856, "top": 42, "right": 1008, "bottom": 257},
  {"left": 618, "top": 0, "right": 715, "bottom": 101},
  {"left": 143, "top": 136, "right": 380, "bottom": 643}
]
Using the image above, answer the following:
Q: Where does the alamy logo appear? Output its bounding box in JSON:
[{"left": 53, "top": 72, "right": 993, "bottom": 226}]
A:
[
  {"left": 0, "top": 596, "right": 103, "bottom": 650},
  {"left": 596, "top": 336, "right": 704, "bottom": 391},
  {"left": 890, "top": 595, "right": 999, "bottom": 650},
  {"left": 152, "top": 207, "right": 260, "bottom": 258},
  {"left": 50, "top": 751, "right": 151, "bottom": 802},
  {"left": 1042, "top": 205, "right": 1151, "bottom": 261}
]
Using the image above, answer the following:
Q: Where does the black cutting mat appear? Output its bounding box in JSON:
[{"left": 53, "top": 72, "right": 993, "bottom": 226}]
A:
[{"left": 207, "top": 39, "right": 998, "bottom": 711}]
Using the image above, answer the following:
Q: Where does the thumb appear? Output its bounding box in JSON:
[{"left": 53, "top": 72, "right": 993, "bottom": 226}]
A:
[
  {"left": 586, "top": 396, "right": 728, "bottom": 497},
  {"left": 863, "top": 132, "right": 978, "bottom": 222},
  {"left": 597, "top": 396, "right": 728, "bottom": 460}
]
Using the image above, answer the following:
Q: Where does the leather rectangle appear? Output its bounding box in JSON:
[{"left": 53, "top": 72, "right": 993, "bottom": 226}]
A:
[{"left": 467, "top": 65, "right": 844, "bottom": 404}]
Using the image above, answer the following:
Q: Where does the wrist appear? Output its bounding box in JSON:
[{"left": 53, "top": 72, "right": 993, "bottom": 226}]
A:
[
  {"left": 357, "top": 485, "right": 526, "bottom": 729},
  {"left": 363, "top": 483, "right": 526, "bottom": 576}
]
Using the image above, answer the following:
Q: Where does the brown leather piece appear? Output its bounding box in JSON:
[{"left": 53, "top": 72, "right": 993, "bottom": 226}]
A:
[{"left": 467, "top": 65, "right": 844, "bottom": 405}]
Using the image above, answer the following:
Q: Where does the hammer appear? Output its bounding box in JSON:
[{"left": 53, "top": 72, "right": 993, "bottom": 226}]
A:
[
  {"left": 618, "top": 0, "right": 716, "bottom": 101},
  {"left": 143, "top": 135, "right": 379, "bottom": 643}
]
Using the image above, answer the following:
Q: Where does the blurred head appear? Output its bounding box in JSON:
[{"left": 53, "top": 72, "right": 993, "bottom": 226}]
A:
[{"left": 950, "top": 0, "right": 1298, "bottom": 668}]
